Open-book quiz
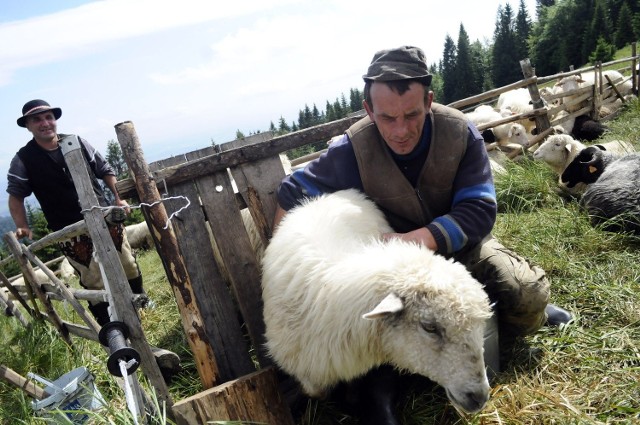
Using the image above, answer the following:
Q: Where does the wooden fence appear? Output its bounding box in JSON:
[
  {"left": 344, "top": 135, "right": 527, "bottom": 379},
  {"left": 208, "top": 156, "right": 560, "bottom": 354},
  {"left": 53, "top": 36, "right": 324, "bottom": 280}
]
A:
[{"left": 1, "top": 45, "right": 639, "bottom": 423}]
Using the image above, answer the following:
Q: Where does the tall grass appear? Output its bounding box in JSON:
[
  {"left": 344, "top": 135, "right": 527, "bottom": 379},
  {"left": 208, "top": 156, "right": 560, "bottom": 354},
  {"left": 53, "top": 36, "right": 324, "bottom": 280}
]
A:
[{"left": 1, "top": 100, "right": 640, "bottom": 424}]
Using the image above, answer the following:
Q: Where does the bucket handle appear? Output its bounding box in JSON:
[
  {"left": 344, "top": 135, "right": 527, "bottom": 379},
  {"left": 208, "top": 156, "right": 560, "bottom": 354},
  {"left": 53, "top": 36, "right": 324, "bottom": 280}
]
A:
[{"left": 27, "top": 373, "right": 67, "bottom": 395}]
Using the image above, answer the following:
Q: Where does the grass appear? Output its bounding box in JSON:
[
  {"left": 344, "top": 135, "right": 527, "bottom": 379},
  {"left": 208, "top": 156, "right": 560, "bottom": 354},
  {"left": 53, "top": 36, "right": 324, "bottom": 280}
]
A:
[{"left": 2, "top": 100, "right": 640, "bottom": 424}]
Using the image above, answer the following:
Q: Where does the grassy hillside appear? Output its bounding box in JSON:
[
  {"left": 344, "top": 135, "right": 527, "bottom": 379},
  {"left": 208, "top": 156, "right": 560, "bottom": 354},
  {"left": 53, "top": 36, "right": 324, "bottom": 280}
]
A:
[{"left": 1, "top": 100, "right": 639, "bottom": 424}]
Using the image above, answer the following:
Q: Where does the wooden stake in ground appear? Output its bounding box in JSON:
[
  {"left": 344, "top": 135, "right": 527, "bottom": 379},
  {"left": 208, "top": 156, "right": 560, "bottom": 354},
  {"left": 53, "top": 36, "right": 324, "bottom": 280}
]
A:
[{"left": 0, "top": 365, "right": 47, "bottom": 400}]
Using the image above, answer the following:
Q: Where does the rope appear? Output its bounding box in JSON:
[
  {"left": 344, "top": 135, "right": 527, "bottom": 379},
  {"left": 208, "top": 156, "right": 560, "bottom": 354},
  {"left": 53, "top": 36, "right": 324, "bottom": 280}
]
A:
[
  {"left": 80, "top": 195, "right": 191, "bottom": 230},
  {"left": 119, "top": 358, "right": 140, "bottom": 425}
]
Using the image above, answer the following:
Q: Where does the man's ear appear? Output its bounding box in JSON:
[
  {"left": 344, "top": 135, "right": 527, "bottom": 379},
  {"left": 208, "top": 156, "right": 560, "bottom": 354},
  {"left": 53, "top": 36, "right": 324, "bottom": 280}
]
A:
[{"left": 363, "top": 100, "right": 374, "bottom": 119}]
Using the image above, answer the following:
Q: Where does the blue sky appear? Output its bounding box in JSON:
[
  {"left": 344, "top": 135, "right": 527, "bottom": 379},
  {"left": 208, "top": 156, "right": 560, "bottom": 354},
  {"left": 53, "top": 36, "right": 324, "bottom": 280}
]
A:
[{"left": 0, "top": 0, "right": 537, "bottom": 217}]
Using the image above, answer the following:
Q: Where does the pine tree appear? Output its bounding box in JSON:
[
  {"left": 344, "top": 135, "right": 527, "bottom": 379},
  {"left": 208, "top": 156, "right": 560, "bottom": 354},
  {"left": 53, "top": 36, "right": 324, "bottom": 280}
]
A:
[
  {"left": 453, "top": 24, "right": 480, "bottom": 100},
  {"left": 589, "top": 36, "right": 616, "bottom": 62},
  {"left": 441, "top": 35, "right": 457, "bottom": 104},
  {"left": 582, "top": 0, "right": 610, "bottom": 64},
  {"left": 278, "top": 116, "right": 290, "bottom": 134},
  {"left": 492, "top": 4, "right": 522, "bottom": 86},
  {"left": 515, "top": 0, "right": 532, "bottom": 61},
  {"left": 105, "top": 140, "right": 127, "bottom": 179},
  {"left": 614, "top": 2, "right": 636, "bottom": 48}
]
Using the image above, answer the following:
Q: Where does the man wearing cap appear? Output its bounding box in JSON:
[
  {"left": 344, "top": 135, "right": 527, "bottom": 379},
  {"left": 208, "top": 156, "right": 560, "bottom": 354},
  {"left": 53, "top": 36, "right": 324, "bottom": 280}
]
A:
[
  {"left": 273, "top": 46, "right": 571, "bottom": 422},
  {"left": 7, "top": 99, "right": 147, "bottom": 325}
]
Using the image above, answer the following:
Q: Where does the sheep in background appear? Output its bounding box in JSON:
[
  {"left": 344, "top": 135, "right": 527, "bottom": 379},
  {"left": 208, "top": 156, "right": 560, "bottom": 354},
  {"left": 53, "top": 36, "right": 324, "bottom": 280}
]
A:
[
  {"left": 262, "top": 189, "right": 492, "bottom": 417},
  {"left": 495, "top": 88, "right": 537, "bottom": 134},
  {"left": 554, "top": 70, "right": 632, "bottom": 113},
  {"left": 58, "top": 258, "right": 77, "bottom": 281},
  {"left": 125, "top": 221, "right": 154, "bottom": 251},
  {"left": 560, "top": 147, "right": 640, "bottom": 234},
  {"left": 533, "top": 134, "right": 588, "bottom": 195},
  {"left": 533, "top": 135, "right": 636, "bottom": 195},
  {"left": 465, "top": 105, "right": 530, "bottom": 147}
]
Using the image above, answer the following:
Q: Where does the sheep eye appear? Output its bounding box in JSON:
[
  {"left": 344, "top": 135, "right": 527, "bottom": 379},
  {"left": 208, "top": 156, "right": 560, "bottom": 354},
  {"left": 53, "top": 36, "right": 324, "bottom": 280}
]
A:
[{"left": 420, "top": 321, "right": 438, "bottom": 334}]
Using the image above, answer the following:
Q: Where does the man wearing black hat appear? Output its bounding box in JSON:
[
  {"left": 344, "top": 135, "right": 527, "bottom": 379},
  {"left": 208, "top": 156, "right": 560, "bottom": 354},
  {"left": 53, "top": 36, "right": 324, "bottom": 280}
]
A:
[
  {"left": 7, "top": 99, "right": 147, "bottom": 325},
  {"left": 273, "top": 46, "right": 572, "bottom": 423}
]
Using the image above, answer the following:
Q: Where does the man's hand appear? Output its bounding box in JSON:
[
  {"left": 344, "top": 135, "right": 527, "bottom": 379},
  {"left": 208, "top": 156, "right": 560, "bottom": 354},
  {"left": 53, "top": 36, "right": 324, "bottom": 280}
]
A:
[
  {"left": 15, "top": 227, "right": 33, "bottom": 240},
  {"left": 382, "top": 227, "right": 437, "bottom": 251}
]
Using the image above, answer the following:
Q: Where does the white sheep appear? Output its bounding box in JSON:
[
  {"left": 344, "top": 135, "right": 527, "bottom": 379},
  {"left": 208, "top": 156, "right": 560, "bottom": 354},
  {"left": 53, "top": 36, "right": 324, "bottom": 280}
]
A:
[
  {"left": 554, "top": 70, "right": 632, "bottom": 113},
  {"left": 58, "top": 258, "right": 77, "bottom": 281},
  {"left": 532, "top": 134, "right": 588, "bottom": 195},
  {"left": 262, "top": 189, "right": 492, "bottom": 414},
  {"left": 495, "top": 88, "right": 537, "bottom": 134},
  {"left": 125, "top": 221, "right": 154, "bottom": 250},
  {"left": 560, "top": 147, "right": 640, "bottom": 234},
  {"left": 533, "top": 135, "right": 636, "bottom": 195},
  {"left": 465, "top": 104, "right": 530, "bottom": 147}
]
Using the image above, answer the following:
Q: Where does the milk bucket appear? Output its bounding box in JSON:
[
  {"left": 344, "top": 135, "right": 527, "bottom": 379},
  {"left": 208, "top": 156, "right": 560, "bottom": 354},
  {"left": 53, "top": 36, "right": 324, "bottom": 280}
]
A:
[{"left": 29, "top": 367, "right": 106, "bottom": 424}]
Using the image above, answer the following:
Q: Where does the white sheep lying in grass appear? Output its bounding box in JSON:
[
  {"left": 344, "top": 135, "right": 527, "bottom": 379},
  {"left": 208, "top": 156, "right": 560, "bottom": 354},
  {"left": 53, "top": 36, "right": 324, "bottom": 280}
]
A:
[
  {"left": 560, "top": 147, "right": 640, "bottom": 234},
  {"left": 262, "top": 189, "right": 492, "bottom": 414},
  {"left": 554, "top": 70, "right": 632, "bottom": 113},
  {"left": 125, "top": 221, "right": 154, "bottom": 250},
  {"left": 533, "top": 135, "right": 635, "bottom": 195},
  {"left": 465, "top": 104, "right": 530, "bottom": 147}
]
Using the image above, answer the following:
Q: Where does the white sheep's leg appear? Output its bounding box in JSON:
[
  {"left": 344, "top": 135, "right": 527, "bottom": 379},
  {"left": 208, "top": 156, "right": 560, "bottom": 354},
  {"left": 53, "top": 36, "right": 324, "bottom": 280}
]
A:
[{"left": 299, "top": 379, "right": 328, "bottom": 399}]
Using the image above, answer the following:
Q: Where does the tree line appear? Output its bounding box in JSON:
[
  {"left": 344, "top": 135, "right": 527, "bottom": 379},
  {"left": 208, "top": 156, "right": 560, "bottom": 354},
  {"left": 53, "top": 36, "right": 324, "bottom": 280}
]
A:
[{"left": 249, "top": 0, "right": 639, "bottom": 145}]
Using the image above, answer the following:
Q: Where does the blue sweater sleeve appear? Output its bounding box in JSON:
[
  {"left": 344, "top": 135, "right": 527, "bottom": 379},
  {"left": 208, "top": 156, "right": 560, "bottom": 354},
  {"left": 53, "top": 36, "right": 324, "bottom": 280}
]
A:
[
  {"left": 277, "top": 136, "right": 363, "bottom": 210},
  {"left": 426, "top": 124, "right": 497, "bottom": 254}
]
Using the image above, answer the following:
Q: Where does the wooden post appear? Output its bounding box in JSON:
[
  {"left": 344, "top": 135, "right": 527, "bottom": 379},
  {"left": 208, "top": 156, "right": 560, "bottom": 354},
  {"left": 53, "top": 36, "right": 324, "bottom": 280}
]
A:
[
  {"left": 520, "top": 58, "right": 552, "bottom": 138},
  {"left": 3, "top": 232, "right": 70, "bottom": 344},
  {"left": 0, "top": 365, "right": 47, "bottom": 400},
  {"left": 0, "top": 288, "right": 29, "bottom": 327},
  {"left": 114, "top": 121, "right": 221, "bottom": 389},
  {"left": 58, "top": 135, "right": 171, "bottom": 417}
]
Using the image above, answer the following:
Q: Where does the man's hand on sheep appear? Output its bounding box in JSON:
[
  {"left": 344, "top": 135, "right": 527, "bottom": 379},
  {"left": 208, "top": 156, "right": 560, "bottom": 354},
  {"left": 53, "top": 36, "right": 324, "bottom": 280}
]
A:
[{"left": 382, "top": 227, "right": 437, "bottom": 251}]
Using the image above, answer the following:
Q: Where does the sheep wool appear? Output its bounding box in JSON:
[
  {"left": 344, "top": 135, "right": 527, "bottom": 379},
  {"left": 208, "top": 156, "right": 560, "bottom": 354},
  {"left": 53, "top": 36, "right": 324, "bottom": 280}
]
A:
[{"left": 261, "top": 189, "right": 493, "bottom": 414}]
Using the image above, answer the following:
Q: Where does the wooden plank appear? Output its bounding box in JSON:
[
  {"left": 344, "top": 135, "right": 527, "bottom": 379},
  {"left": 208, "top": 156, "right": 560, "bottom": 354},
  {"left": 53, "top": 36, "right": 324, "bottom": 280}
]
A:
[
  {"left": 116, "top": 114, "right": 364, "bottom": 198},
  {"left": 3, "top": 232, "right": 69, "bottom": 344},
  {"left": 221, "top": 136, "right": 287, "bottom": 250},
  {"left": 193, "top": 162, "right": 271, "bottom": 366},
  {"left": 157, "top": 152, "right": 256, "bottom": 382},
  {"left": 59, "top": 134, "right": 171, "bottom": 414},
  {"left": 0, "top": 288, "right": 29, "bottom": 327},
  {"left": 172, "top": 367, "right": 294, "bottom": 425},
  {"left": 0, "top": 365, "right": 47, "bottom": 400},
  {"left": 114, "top": 123, "right": 220, "bottom": 392}
]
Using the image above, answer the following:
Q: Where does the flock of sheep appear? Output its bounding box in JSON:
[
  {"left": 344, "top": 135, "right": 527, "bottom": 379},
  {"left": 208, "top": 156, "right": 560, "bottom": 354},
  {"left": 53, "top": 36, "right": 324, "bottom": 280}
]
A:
[{"left": 466, "top": 69, "right": 639, "bottom": 235}]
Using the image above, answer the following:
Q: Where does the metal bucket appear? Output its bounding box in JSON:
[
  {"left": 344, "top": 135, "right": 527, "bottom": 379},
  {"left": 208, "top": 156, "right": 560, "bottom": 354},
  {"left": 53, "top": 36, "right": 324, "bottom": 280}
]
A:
[
  {"left": 484, "top": 312, "right": 500, "bottom": 382},
  {"left": 30, "top": 367, "right": 106, "bottom": 424}
]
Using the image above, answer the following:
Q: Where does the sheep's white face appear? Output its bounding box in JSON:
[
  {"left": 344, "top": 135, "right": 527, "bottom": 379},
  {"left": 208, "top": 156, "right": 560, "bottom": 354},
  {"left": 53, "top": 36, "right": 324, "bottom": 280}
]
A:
[
  {"left": 533, "top": 135, "right": 572, "bottom": 166},
  {"left": 368, "top": 289, "right": 492, "bottom": 414}
]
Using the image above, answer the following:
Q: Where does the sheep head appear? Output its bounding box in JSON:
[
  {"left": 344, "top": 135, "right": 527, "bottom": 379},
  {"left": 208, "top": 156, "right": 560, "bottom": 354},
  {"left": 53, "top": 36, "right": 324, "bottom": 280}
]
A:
[
  {"left": 363, "top": 258, "right": 492, "bottom": 414},
  {"left": 561, "top": 146, "right": 606, "bottom": 187}
]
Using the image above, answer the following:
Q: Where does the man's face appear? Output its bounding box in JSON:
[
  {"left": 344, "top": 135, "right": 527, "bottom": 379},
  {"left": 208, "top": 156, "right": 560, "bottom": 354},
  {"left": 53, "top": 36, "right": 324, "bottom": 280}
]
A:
[
  {"left": 364, "top": 82, "right": 433, "bottom": 155},
  {"left": 25, "top": 112, "right": 57, "bottom": 142}
]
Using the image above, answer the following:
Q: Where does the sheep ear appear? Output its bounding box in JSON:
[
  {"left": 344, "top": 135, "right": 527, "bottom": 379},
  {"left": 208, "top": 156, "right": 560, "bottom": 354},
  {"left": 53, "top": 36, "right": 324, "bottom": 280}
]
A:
[{"left": 363, "top": 293, "right": 404, "bottom": 320}]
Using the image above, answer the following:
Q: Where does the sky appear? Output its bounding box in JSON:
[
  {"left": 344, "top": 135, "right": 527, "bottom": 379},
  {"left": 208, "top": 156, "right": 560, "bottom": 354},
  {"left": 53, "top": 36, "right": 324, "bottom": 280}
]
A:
[{"left": 0, "top": 0, "right": 538, "bottom": 217}]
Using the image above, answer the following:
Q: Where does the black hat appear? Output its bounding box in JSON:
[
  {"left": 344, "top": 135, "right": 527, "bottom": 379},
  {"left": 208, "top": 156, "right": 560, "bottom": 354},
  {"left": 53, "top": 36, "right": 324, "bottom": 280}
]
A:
[
  {"left": 363, "top": 46, "right": 432, "bottom": 85},
  {"left": 17, "top": 99, "right": 62, "bottom": 127}
]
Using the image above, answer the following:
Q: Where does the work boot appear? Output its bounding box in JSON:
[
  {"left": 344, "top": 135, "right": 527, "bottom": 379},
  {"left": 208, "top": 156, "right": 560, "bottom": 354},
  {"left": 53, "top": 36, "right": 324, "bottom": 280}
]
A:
[
  {"left": 128, "top": 275, "right": 153, "bottom": 309},
  {"left": 545, "top": 304, "right": 572, "bottom": 326},
  {"left": 88, "top": 301, "right": 111, "bottom": 326},
  {"left": 151, "top": 347, "right": 182, "bottom": 384}
]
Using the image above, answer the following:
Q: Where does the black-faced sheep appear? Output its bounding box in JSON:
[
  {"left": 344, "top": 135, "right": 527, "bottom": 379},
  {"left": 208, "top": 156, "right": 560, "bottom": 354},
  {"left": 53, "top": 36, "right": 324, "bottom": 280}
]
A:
[
  {"left": 262, "top": 189, "right": 493, "bottom": 415},
  {"left": 560, "top": 147, "right": 640, "bottom": 234},
  {"left": 533, "top": 135, "right": 635, "bottom": 195}
]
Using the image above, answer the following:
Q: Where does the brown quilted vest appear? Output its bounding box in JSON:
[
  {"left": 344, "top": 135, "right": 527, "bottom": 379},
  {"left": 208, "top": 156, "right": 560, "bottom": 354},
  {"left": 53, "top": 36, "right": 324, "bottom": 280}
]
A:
[{"left": 348, "top": 103, "right": 468, "bottom": 232}]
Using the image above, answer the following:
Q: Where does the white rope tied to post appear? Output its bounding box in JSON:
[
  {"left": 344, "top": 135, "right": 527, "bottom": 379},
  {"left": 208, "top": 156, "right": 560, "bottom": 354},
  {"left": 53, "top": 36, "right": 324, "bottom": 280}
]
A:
[
  {"left": 80, "top": 195, "right": 191, "bottom": 230},
  {"left": 119, "top": 358, "right": 140, "bottom": 425}
]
